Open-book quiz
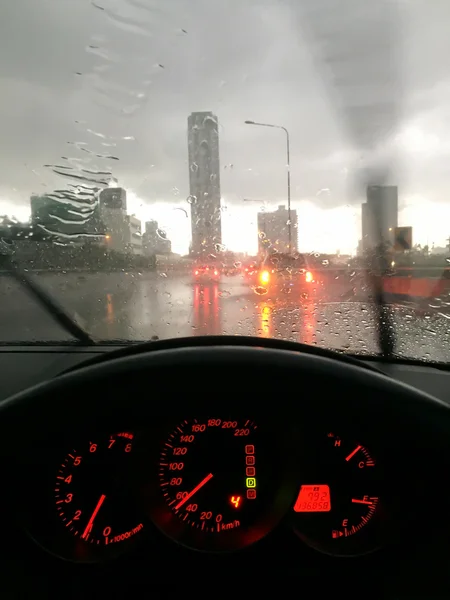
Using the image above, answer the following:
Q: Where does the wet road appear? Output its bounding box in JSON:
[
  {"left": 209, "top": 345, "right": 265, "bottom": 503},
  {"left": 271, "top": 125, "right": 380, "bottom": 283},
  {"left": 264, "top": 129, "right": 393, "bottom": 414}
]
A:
[{"left": 0, "top": 271, "right": 449, "bottom": 362}]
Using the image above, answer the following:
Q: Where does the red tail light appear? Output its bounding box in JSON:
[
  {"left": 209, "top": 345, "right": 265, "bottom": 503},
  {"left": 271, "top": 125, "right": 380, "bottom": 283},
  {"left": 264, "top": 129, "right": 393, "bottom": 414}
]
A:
[
  {"left": 305, "top": 271, "right": 313, "bottom": 283},
  {"left": 214, "top": 270, "right": 219, "bottom": 276}
]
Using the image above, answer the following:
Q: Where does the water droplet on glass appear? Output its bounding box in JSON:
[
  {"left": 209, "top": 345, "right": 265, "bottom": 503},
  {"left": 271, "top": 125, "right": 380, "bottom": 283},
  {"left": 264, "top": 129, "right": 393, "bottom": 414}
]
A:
[{"left": 253, "top": 286, "right": 268, "bottom": 296}]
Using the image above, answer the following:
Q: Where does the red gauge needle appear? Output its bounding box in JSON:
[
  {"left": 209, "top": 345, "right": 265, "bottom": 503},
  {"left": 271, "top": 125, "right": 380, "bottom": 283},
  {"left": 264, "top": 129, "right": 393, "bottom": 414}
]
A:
[
  {"left": 352, "top": 498, "right": 373, "bottom": 505},
  {"left": 175, "top": 473, "right": 213, "bottom": 510},
  {"left": 81, "top": 494, "right": 106, "bottom": 540}
]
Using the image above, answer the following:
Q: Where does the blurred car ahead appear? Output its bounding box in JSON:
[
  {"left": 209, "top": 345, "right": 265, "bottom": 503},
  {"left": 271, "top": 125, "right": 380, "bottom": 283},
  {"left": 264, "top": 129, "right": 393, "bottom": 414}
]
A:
[
  {"left": 194, "top": 265, "right": 221, "bottom": 282},
  {"left": 252, "top": 253, "right": 323, "bottom": 297},
  {"left": 242, "top": 261, "right": 258, "bottom": 277},
  {"left": 222, "top": 264, "right": 240, "bottom": 276}
]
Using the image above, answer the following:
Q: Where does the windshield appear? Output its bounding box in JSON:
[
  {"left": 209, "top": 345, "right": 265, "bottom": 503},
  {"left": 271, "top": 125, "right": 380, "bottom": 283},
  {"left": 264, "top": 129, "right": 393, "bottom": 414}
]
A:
[{"left": 1, "top": 0, "right": 449, "bottom": 363}]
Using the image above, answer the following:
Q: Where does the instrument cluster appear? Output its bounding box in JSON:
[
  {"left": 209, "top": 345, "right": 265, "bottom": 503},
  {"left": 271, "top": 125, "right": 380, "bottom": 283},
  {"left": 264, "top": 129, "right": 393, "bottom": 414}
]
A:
[{"left": 19, "top": 416, "right": 397, "bottom": 563}]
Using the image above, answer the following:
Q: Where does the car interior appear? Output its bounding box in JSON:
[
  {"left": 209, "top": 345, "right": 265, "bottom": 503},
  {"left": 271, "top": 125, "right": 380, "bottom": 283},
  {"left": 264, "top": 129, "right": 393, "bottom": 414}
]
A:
[
  {"left": 1, "top": 322, "right": 450, "bottom": 598},
  {"left": 1, "top": 2, "right": 449, "bottom": 598}
]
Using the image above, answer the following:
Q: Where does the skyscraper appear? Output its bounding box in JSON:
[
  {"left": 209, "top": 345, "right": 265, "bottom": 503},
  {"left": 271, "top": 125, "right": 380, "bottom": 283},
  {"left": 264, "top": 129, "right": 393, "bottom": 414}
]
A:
[
  {"left": 187, "top": 112, "right": 222, "bottom": 256},
  {"left": 30, "top": 193, "right": 100, "bottom": 239},
  {"left": 257, "top": 205, "right": 298, "bottom": 255},
  {"left": 98, "top": 187, "right": 129, "bottom": 252}
]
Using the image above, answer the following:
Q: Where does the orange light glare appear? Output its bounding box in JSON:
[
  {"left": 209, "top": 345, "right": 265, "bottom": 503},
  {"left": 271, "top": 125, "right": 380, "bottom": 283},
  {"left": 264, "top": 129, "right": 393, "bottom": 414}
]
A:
[
  {"left": 230, "top": 495, "right": 241, "bottom": 508},
  {"left": 305, "top": 271, "right": 313, "bottom": 283},
  {"left": 260, "top": 270, "right": 270, "bottom": 284},
  {"left": 294, "top": 485, "right": 331, "bottom": 512},
  {"left": 194, "top": 270, "right": 199, "bottom": 275},
  {"left": 214, "top": 270, "right": 219, "bottom": 276}
]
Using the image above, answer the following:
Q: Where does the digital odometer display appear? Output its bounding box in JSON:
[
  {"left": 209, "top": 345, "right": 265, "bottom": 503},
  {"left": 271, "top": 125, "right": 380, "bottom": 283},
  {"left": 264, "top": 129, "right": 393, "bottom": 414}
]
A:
[{"left": 155, "top": 417, "right": 284, "bottom": 551}]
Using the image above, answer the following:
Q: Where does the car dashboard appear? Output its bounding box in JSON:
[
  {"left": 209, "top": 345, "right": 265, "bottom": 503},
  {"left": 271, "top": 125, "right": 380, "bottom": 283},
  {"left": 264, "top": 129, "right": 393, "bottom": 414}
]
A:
[
  {"left": 2, "top": 413, "right": 449, "bottom": 598},
  {"left": 0, "top": 344, "right": 450, "bottom": 599}
]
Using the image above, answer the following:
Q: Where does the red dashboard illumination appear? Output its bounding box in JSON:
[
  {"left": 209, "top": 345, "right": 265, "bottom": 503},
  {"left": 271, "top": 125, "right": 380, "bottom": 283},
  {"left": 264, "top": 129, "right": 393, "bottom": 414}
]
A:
[{"left": 294, "top": 484, "right": 331, "bottom": 513}]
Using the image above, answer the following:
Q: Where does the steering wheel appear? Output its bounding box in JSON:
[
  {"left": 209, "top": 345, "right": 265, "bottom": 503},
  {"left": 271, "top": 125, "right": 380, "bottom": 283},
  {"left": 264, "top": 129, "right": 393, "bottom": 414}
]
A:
[{"left": 1, "top": 337, "right": 448, "bottom": 439}]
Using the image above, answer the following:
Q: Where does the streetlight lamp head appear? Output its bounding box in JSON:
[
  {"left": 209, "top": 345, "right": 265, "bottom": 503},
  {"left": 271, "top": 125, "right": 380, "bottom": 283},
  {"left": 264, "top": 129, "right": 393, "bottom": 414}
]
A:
[{"left": 244, "top": 120, "right": 255, "bottom": 125}]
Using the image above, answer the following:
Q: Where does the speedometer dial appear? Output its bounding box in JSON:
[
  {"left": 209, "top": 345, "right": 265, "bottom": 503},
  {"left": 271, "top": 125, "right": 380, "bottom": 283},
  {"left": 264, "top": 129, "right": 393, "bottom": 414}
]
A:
[
  {"left": 160, "top": 419, "right": 258, "bottom": 532},
  {"left": 149, "top": 418, "right": 291, "bottom": 551}
]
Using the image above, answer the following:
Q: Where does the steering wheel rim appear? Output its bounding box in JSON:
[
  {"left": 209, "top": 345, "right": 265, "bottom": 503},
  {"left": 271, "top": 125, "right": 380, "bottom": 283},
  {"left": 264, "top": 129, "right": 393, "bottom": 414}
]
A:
[{"left": 1, "top": 339, "right": 449, "bottom": 448}]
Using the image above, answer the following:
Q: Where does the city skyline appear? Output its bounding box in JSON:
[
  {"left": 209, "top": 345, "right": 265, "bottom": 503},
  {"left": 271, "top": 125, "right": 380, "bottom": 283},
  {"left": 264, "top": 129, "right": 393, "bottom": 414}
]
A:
[
  {"left": 3, "top": 120, "right": 440, "bottom": 257},
  {"left": 0, "top": 1, "right": 449, "bottom": 255},
  {"left": 2, "top": 184, "right": 445, "bottom": 258}
]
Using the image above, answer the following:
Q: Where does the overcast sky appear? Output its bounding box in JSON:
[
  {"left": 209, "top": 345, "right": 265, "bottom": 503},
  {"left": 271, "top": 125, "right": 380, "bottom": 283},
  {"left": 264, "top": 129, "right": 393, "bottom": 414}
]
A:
[{"left": 1, "top": 0, "right": 450, "bottom": 253}]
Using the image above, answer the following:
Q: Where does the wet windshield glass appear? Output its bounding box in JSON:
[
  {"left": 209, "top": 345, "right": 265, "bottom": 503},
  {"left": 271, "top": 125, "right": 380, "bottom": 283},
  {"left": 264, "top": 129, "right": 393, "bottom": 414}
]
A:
[{"left": 0, "top": 0, "right": 449, "bottom": 362}]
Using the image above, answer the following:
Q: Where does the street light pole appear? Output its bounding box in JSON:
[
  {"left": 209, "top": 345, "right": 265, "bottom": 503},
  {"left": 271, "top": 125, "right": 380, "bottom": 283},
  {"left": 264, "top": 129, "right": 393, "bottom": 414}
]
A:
[{"left": 245, "top": 120, "right": 292, "bottom": 253}]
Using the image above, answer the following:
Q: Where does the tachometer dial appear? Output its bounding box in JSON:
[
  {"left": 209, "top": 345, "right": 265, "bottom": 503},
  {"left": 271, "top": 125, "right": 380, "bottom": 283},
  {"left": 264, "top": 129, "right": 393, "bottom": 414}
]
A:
[
  {"left": 293, "top": 433, "right": 384, "bottom": 556},
  {"left": 55, "top": 432, "right": 143, "bottom": 551},
  {"left": 148, "top": 418, "right": 291, "bottom": 552},
  {"left": 23, "top": 431, "right": 146, "bottom": 562},
  {"left": 48, "top": 432, "right": 144, "bottom": 561}
]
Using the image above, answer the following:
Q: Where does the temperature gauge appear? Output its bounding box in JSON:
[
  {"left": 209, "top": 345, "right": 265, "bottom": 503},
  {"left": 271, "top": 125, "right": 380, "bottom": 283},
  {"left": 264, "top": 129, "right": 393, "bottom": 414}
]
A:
[{"left": 293, "top": 433, "right": 383, "bottom": 556}]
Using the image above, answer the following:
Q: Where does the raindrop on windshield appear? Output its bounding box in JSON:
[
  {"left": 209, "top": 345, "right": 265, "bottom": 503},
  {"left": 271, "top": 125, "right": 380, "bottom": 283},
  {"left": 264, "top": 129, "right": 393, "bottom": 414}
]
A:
[{"left": 253, "top": 286, "right": 268, "bottom": 296}]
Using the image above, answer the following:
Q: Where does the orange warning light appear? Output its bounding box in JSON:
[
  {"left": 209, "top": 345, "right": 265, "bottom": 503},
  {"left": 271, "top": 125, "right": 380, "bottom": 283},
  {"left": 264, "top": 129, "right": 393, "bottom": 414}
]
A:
[
  {"left": 294, "top": 485, "right": 331, "bottom": 513},
  {"left": 230, "top": 495, "right": 241, "bottom": 508}
]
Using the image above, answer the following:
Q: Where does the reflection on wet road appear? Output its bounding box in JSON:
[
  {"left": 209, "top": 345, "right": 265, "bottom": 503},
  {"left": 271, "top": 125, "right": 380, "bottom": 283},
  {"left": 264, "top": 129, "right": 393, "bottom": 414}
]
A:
[{"left": 0, "top": 271, "right": 449, "bottom": 362}]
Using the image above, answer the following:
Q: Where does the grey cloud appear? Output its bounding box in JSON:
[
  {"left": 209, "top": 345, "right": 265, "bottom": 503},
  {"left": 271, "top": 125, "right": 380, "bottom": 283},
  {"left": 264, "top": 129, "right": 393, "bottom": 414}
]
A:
[{"left": 1, "top": 0, "right": 450, "bottom": 218}]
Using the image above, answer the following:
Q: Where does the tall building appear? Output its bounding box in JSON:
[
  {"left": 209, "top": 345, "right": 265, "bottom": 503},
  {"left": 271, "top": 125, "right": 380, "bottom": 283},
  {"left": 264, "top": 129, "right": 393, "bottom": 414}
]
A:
[
  {"left": 257, "top": 205, "right": 298, "bottom": 255},
  {"left": 142, "top": 220, "right": 172, "bottom": 255},
  {"left": 98, "top": 187, "right": 129, "bottom": 253},
  {"left": 30, "top": 193, "right": 101, "bottom": 240},
  {"left": 126, "top": 215, "right": 143, "bottom": 255},
  {"left": 187, "top": 111, "right": 222, "bottom": 256},
  {"left": 99, "top": 187, "right": 127, "bottom": 211},
  {"left": 361, "top": 185, "right": 398, "bottom": 252}
]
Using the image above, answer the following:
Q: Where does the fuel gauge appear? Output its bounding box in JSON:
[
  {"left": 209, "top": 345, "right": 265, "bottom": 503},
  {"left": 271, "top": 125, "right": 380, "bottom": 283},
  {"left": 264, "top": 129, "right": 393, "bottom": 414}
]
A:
[{"left": 293, "top": 433, "right": 384, "bottom": 556}]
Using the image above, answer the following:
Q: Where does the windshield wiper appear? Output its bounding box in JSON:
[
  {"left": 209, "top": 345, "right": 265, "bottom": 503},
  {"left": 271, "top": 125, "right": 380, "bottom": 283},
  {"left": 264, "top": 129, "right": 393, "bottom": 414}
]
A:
[
  {"left": 294, "top": 1, "right": 402, "bottom": 360},
  {"left": 0, "top": 236, "right": 95, "bottom": 345},
  {"left": 366, "top": 238, "right": 396, "bottom": 358}
]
